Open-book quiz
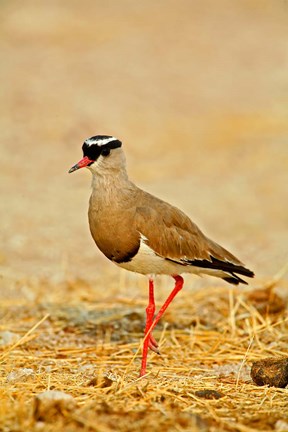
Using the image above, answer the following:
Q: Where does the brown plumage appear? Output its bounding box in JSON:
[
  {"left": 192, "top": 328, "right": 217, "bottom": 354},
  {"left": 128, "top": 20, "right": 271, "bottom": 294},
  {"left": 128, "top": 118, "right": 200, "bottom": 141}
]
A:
[{"left": 69, "top": 135, "right": 254, "bottom": 376}]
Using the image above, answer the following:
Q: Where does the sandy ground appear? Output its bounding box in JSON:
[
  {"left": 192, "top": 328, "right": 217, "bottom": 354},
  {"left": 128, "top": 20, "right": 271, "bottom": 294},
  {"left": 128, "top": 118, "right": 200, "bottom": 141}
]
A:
[{"left": 0, "top": 1, "right": 288, "bottom": 431}]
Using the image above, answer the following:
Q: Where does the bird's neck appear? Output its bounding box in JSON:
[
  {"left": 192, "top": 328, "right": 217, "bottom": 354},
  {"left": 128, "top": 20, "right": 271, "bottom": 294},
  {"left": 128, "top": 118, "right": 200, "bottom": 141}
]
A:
[{"left": 90, "top": 169, "right": 136, "bottom": 206}]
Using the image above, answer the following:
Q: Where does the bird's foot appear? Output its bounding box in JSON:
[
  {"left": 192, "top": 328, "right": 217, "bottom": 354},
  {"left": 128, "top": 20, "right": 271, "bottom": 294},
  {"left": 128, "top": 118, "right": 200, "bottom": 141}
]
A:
[{"left": 148, "top": 333, "right": 160, "bottom": 354}]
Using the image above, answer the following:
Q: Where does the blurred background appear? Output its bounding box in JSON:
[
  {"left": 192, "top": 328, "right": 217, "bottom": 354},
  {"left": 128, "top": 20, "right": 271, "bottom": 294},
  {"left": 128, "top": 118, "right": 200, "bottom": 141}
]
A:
[{"left": 1, "top": 0, "right": 287, "bottom": 289}]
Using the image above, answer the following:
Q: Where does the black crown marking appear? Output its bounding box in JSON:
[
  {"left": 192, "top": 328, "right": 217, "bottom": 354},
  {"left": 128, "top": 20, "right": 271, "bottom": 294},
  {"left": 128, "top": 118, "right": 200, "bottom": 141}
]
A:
[{"left": 82, "top": 136, "right": 122, "bottom": 161}]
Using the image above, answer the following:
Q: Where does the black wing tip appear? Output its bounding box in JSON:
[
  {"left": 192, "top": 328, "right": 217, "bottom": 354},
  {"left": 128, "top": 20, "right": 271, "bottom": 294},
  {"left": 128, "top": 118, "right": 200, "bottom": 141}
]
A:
[
  {"left": 238, "top": 267, "right": 254, "bottom": 278},
  {"left": 165, "top": 256, "right": 255, "bottom": 285},
  {"left": 185, "top": 256, "right": 254, "bottom": 278},
  {"left": 223, "top": 275, "right": 248, "bottom": 285},
  {"left": 223, "top": 269, "right": 254, "bottom": 285},
  {"left": 223, "top": 276, "right": 242, "bottom": 285},
  {"left": 249, "top": 270, "right": 255, "bottom": 278},
  {"left": 181, "top": 256, "right": 255, "bottom": 285}
]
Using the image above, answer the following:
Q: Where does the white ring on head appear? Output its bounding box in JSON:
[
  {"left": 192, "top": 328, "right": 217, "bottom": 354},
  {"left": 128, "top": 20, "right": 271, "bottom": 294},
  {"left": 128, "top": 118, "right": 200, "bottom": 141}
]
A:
[{"left": 85, "top": 136, "right": 117, "bottom": 147}]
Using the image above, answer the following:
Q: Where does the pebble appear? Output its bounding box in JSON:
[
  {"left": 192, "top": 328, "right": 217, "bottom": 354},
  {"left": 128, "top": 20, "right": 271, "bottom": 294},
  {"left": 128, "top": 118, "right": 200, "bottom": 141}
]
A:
[
  {"left": 7, "top": 368, "right": 34, "bottom": 382},
  {"left": 195, "top": 389, "right": 225, "bottom": 400},
  {"left": 34, "top": 390, "right": 77, "bottom": 422},
  {"left": 251, "top": 357, "right": 288, "bottom": 388},
  {"left": 0, "top": 331, "right": 20, "bottom": 346}
]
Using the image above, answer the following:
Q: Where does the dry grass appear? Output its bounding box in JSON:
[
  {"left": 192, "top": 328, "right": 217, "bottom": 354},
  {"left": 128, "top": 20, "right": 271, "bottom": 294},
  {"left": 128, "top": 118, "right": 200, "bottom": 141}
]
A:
[
  {"left": 1, "top": 272, "right": 288, "bottom": 432},
  {"left": 1, "top": 1, "right": 288, "bottom": 430}
]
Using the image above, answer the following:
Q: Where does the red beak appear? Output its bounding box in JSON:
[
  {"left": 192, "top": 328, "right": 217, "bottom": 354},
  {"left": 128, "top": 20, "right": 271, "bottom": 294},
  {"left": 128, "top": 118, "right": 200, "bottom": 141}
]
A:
[{"left": 68, "top": 156, "right": 93, "bottom": 173}]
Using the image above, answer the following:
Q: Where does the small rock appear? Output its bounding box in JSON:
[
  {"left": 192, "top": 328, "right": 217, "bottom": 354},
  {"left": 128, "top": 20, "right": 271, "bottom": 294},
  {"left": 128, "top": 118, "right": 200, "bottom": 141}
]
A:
[
  {"left": 275, "top": 420, "right": 288, "bottom": 431},
  {"left": 34, "top": 390, "right": 77, "bottom": 422},
  {"left": 79, "top": 363, "right": 95, "bottom": 373},
  {"left": 247, "top": 288, "right": 285, "bottom": 315},
  {"left": 251, "top": 357, "right": 288, "bottom": 388},
  {"left": 88, "top": 376, "right": 113, "bottom": 387},
  {"left": 195, "top": 389, "right": 225, "bottom": 400},
  {"left": 0, "top": 331, "right": 21, "bottom": 346},
  {"left": 88, "top": 370, "right": 119, "bottom": 388},
  {"left": 7, "top": 368, "right": 34, "bottom": 382}
]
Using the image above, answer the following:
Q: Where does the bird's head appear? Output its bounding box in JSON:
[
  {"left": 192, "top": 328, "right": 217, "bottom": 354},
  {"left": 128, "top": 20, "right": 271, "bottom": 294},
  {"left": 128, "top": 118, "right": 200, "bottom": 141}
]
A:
[{"left": 68, "top": 135, "right": 123, "bottom": 174}]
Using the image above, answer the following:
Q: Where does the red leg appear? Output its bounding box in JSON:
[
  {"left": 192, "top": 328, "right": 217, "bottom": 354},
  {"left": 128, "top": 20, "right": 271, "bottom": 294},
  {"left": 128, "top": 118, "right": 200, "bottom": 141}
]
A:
[
  {"left": 149, "top": 275, "right": 184, "bottom": 335},
  {"left": 140, "top": 275, "right": 184, "bottom": 377},
  {"left": 140, "top": 278, "right": 155, "bottom": 377}
]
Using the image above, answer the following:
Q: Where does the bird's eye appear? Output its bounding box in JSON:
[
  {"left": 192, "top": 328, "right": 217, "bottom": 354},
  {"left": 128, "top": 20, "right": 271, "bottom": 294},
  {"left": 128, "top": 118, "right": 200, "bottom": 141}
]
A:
[{"left": 101, "top": 148, "right": 110, "bottom": 157}]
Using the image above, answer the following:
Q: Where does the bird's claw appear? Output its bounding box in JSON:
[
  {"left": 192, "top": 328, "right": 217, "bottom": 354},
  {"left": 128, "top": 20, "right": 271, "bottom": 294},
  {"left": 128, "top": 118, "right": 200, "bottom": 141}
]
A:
[{"left": 148, "top": 334, "right": 161, "bottom": 355}]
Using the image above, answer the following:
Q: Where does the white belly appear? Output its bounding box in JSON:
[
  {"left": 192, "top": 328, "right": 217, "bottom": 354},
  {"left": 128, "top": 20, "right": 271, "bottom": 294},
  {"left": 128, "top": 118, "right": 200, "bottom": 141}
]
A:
[{"left": 115, "top": 237, "right": 227, "bottom": 279}]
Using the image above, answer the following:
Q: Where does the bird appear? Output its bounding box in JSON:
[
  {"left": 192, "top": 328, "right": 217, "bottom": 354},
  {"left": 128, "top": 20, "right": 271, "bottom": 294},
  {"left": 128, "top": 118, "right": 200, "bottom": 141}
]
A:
[{"left": 69, "top": 135, "right": 254, "bottom": 376}]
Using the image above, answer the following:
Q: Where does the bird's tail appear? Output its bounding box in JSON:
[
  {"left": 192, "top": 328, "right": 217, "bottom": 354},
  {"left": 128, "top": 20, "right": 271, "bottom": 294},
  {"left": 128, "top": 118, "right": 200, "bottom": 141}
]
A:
[{"left": 185, "top": 256, "right": 255, "bottom": 285}]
